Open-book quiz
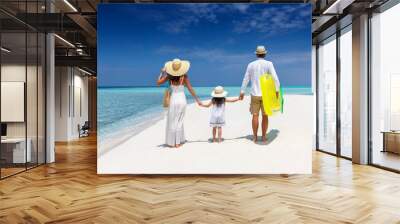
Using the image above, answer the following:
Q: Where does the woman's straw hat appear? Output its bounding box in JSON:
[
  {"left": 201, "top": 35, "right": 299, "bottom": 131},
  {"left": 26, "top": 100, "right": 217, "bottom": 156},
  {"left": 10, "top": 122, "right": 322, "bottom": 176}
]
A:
[
  {"left": 211, "top": 86, "right": 228, "bottom": 98},
  {"left": 255, "top": 45, "right": 267, "bottom": 55},
  {"left": 164, "top": 58, "right": 190, "bottom": 77}
]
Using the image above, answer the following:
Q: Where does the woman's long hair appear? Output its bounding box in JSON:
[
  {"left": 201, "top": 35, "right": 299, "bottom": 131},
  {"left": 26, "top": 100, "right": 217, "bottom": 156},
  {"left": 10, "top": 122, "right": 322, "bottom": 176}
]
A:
[
  {"left": 168, "top": 74, "right": 186, "bottom": 85},
  {"left": 212, "top": 97, "right": 225, "bottom": 107}
]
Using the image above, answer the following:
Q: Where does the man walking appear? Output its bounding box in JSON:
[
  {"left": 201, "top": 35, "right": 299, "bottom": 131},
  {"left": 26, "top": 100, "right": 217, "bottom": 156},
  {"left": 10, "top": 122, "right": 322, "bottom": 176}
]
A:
[{"left": 239, "top": 46, "right": 280, "bottom": 143}]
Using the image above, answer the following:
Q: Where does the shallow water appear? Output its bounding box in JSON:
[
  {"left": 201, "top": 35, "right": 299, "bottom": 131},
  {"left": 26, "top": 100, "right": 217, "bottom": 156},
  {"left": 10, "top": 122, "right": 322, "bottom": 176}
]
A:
[{"left": 98, "top": 86, "right": 312, "bottom": 142}]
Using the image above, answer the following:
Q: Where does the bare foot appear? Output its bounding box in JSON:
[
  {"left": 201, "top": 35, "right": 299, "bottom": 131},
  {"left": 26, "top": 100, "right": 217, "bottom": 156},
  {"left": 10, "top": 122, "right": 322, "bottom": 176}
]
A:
[
  {"left": 261, "top": 136, "right": 267, "bottom": 143},
  {"left": 175, "top": 144, "right": 181, "bottom": 148},
  {"left": 218, "top": 138, "right": 222, "bottom": 143},
  {"left": 253, "top": 135, "right": 257, "bottom": 143},
  {"left": 212, "top": 138, "right": 216, "bottom": 143}
]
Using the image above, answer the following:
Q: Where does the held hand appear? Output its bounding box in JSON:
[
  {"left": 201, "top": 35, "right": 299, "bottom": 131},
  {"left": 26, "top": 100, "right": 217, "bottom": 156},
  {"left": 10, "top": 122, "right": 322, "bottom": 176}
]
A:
[
  {"left": 196, "top": 98, "right": 202, "bottom": 106},
  {"left": 276, "top": 91, "right": 279, "bottom": 99},
  {"left": 239, "top": 93, "right": 245, "bottom": 100}
]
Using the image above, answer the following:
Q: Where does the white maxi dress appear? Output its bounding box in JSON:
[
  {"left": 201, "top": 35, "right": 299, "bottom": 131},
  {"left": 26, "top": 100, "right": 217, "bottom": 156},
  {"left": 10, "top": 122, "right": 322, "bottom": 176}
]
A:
[{"left": 166, "top": 84, "right": 187, "bottom": 146}]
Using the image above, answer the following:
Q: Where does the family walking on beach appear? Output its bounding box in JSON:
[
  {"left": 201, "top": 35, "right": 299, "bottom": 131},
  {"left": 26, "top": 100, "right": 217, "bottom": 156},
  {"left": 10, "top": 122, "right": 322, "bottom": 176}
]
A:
[{"left": 157, "top": 46, "right": 280, "bottom": 148}]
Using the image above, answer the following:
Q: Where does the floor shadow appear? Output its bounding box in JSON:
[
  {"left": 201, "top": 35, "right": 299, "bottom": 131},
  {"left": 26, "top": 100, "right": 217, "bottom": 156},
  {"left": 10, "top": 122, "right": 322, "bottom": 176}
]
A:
[
  {"left": 156, "top": 129, "right": 280, "bottom": 148},
  {"left": 235, "top": 129, "right": 280, "bottom": 146},
  {"left": 186, "top": 139, "right": 214, "bottom": 143},
  {"left": 157, "top": 137, "right": 237, "bottom": 147},
  {"left": 156, "top": 144, "right": 169, "bottom": 148},
  {"left": 156, "top": 139, "right": 210, "bottom": 148},
  {"left": 156, "top": 141, "right": 189, "bottom": 148},
  {"left": 187, "top": 138, "right": 235, "bottom": 143}
]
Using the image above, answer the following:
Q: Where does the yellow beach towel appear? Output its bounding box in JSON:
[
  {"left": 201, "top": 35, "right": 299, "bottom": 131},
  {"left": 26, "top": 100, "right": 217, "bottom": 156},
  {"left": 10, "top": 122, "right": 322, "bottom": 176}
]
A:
[{"left": 259, "top": 73, "right": 281, "bottom": 116}]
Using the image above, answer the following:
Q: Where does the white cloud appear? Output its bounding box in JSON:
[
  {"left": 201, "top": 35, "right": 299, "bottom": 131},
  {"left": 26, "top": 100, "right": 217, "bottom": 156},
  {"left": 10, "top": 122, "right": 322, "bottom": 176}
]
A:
[
  {"left": 157, "top": 46, "right": 250, "bottom": 62},
  {"left": 233, "top": 5, "right": 311, "bottom": 35},
  {"left": 156, "top": 45, "right": 181, "bottom": 54},
  {"left": 156, "top": 46, "right": 310, "bottom": 70},
  {"left": 181, "top": 4, "right": 219, "bottom": 23},
  {"left": 193, "top": 48, "right": 251, "bottom": 63},
  {"left": 160, "top": 18, "right": 197, "bottom": 34},
  {"left": 231, "top": 4, "right": 250, "bottom": 13},
  {"left": 269, "top": 51, "right": 311, "bottom": 64},
  {"left": 156, "top": 46, "right": 181, "bottom": 56},
  {"left": 158, "top": 4, "right": 260, "bottom": 34},
  {"left": 158, "top": 4, "right": 219, "bottom": 34},
  {"left": 226, "top": 37, "right": 236, "bottom": 45}
]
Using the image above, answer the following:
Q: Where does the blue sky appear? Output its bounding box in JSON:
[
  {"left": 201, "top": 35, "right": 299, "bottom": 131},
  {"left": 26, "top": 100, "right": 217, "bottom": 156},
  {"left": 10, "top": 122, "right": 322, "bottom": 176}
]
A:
[{"left": 98, "top": 4, "right": 311, "bottom": 87}]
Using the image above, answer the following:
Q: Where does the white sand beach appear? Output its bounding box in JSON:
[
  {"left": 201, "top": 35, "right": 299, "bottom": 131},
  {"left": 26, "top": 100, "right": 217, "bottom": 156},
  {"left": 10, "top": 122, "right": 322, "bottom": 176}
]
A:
[{"left": 98, "top": 95, "right": 313, "bottom": 174}]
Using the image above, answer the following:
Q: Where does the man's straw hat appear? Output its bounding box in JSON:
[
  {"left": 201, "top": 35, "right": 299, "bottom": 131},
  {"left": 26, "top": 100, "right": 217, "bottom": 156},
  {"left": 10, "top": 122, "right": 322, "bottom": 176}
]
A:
[{"left": 255, "top": 45, "right": 267, "bottom": 55}]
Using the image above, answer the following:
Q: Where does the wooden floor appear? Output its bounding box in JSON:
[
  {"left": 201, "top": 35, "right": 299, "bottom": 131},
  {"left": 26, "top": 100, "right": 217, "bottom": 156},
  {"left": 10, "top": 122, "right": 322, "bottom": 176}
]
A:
[
  {"left": 373, "top": 151, "right": 400, "bottom": 171},
  {"left": 1, "top": 167, "right": 26, "bottom": 178},
  {"left": 1, "top": 135, "right": 400, "bottom": 223}
]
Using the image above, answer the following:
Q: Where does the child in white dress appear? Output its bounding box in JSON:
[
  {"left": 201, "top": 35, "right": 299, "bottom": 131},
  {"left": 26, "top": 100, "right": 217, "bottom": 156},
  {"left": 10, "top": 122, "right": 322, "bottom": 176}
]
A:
[{"left": 199, "top": 86, "right": 239, "bottom": 143}]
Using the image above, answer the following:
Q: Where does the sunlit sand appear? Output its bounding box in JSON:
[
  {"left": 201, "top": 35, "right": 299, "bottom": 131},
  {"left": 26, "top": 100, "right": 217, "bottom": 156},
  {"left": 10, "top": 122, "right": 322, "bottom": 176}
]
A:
[{"left": 98, "top": 95, "right": 313, "bottom": 174}]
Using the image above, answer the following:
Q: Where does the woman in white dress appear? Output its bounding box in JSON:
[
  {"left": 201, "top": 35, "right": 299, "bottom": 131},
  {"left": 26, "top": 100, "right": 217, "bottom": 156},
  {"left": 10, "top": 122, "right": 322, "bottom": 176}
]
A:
[{"left": 157, "top": 58, "right": 201, "bottom": 148}]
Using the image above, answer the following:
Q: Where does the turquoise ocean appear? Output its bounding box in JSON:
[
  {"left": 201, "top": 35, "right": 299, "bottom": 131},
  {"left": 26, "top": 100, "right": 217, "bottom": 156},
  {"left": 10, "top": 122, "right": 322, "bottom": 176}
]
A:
[{"left": 98, "top": 86, "right": 312, "bottom": 141}]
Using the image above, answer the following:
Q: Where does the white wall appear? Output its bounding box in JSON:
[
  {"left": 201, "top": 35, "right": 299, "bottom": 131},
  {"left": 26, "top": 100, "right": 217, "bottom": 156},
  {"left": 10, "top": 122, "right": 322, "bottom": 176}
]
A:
[
  {"left": 1, "top": 65, "right": 26, "bottom": 139},
  {"left": 1, "top": 64, "right": 40, "bottom": 138},
  {"left": 55, "top": 66, "right": 70, "bottom": 141},
  {"left": 70, "top": 73, "right": 89, "bottom": 138},
  {"left": 1, "top": 82, "right": 25, "bottom": 122},
  {"left": 1, "top": 64, "right": 26, "bottom": 81},
  {"left": 1, "top": 63, "right": 46, "bottom": 164},
  {"left": 55, "top": 67, "right": 89, "bottom": 141}
]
